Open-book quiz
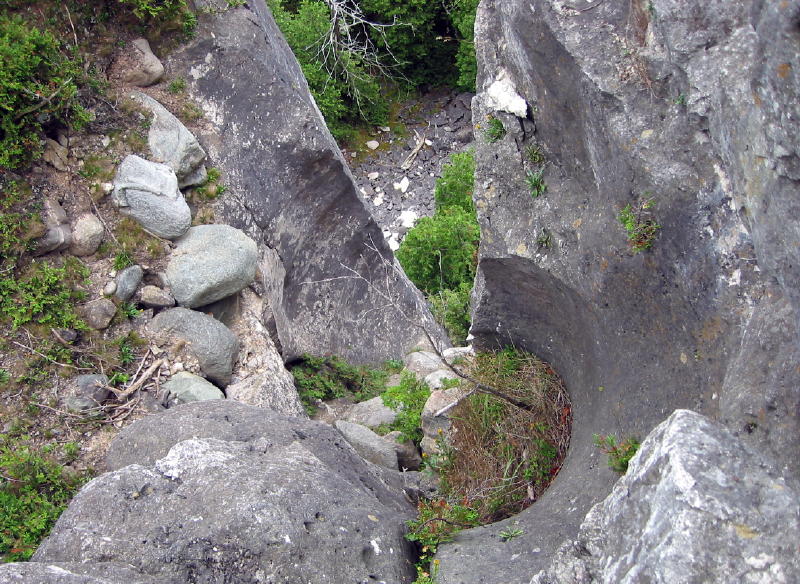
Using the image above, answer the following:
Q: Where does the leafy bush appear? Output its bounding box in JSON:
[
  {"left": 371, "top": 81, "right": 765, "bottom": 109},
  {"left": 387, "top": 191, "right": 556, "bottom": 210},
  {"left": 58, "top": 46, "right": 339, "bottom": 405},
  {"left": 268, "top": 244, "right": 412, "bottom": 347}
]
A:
[
  {"left": 117, "top": 0, "right": 197, "bottom": 37},
  {"left": 429, "top": 282, "right": 472, "bottom": 346},
  {"left": 618, "top": 198, "right": 660, "bottom": 252},
  {"left": 380, "top": 371, "right": 431, "bottom": 444},
  {"left": 434, "top": 150, "right": 475, "bottom": 214},
  {"left": 396, "top": 207, "right": 479, "bottom": 296},
  {"left": 0, "top": 259, "right": 88, "bottom": 330},
  {"left": 448, "top": 0, "right": 479, "bottom": 91},
  {"left": 268, "top": 0, "right": 388, "bottom": 140},
  {"left": 0, "top": 439, "right": 86, "bottom": 561},
  {"left": 0, "top": 15, "right": 89, "bottom": 170},
  {"left": 290, "top": 354, "right": 396, "bottom": 414}
]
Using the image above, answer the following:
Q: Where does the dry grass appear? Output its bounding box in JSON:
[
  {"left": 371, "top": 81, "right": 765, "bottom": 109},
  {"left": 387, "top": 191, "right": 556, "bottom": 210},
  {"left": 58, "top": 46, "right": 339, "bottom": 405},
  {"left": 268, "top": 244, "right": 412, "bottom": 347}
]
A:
[{"left": 438, "top": 349, "right": 571, "bottom": 523}]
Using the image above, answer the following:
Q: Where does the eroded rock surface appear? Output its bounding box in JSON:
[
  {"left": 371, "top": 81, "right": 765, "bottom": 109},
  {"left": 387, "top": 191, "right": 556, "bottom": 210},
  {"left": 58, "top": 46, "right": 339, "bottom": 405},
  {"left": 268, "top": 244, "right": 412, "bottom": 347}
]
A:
[
  {"left": 31, "top": 401, "right": 416, "bottom": 584},
  {"left": 530, "top": 410, "right": 800, "bottom": 584}
]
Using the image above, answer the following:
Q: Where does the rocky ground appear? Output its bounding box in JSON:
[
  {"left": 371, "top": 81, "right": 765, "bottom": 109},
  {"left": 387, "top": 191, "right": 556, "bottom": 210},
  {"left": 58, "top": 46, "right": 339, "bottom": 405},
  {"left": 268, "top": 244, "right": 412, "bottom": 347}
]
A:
[{"left": 346, "top": 89, "right": 474, "bottom": 249}]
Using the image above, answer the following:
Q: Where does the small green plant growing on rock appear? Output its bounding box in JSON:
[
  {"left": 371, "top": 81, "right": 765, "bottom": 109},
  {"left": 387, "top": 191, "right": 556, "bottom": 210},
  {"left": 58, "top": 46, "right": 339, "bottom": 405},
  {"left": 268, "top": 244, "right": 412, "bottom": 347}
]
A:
[
  {"left": 536, "top": 228, "right": 552, "bottom": 249},
  {"left": 525, "top": 144, "right": 545, "bottom": 164},
  {"left": 499, "top": 524, "right": 524, "bottom": 542},
  {"left": 593, "top": 433, "right": 641, "bottom": 473},
  {"left": 167, "top": 77, "right": 187, "bottom": 94},
  {"left": 483, "top": 116, "right": 506, "bottom": 143},
  {"left": 380, "top": 371, "right": 432, "bottom": 445},
  {"left": 526, "top": 169, "right": 547, "bottom": 198},
  {"left": 618, "top": 198, "right": 660, "bottom": 252}
]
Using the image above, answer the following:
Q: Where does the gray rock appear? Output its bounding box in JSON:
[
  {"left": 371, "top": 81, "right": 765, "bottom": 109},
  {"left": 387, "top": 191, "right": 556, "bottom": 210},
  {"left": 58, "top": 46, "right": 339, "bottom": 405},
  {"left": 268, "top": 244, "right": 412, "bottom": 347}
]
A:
[
  {"left": 165, "top": 225, "right": 257, "bottom": 308},
  {"left": 130, "top": 92, "right": 207, "bottom": 186},
  {"left": 64, "top": 396, "right": 100, "bottom": 414},
  {"left": 147, "top": 307, "right": 238, "bottom": 386},
  {"left": 334, "top": 420, "right": 398, "bottom": 470},
  {"left": 69, "top": 214, "right": 104, "bottom": 257},
  {"left": 166, "top": 1, "right": 443, "bottom": 364},
  {"left": 528, "top": 410, "right": 800, "bottom": 584},
  {"left": 111, "top": 155, "right": 191, "bottom": 240},
  {"left": 34, "top": 199, "right": 71, "bottom": 256},
  {"left": 72, "top": 374, "right": 111, "bottom": 404},
  {"left": 384, "top": 431, "right": 422, "bottom": 471},
  {"left": 0, "top": 561, "right": 167, "bottom": 583},
  {"left": 442, "top": 346, "right": 473, "bottom": 363},
  {"left": 404, "top": 351, "right": 445, "bottom": 379},
  {"left": 164, "top": 371, "right": 225, "bottom": 406},
  {"left": 344, "top": 396, "right": 397, "bottom": 428},
  {"left": 34, "top": 401, "right": 415, "bottom": 583},
  {"left": 420, "top": 387, "right": 464, "bottom": 457},
  {"left": 138, "top": 285, "right": 175, "bottom": 308},
  {"left": 114, "top": 265, "right": 143, "bottom": 301},
  {"left": 79, "top": 299, "right": 116, "bottom": 330},
  {"left": 43, "top": 138, "right": 69, "bottom": 171},
  {"left": 424, "top": 368, "right": 458, "bottom": 390},
  {"left": 121, "top": 38, "right": 164, "bottom": 87}
]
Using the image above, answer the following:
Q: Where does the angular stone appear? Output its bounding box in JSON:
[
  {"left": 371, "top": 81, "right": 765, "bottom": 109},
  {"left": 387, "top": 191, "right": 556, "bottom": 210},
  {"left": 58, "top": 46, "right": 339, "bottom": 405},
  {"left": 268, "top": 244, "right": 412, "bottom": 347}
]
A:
[
  {"left": 36, "top": 401, "right": 416, "bottom": 583},
  {"left": 111, "top": 155, "right": 191, "bottom": 240},
  {"left": 114, "top": 265, "right": 143, "bottom": 302},
  {"left": 34, "top": 199, "right": 71, "bottom": 256},
  {"left": 366, "top": 140, "right": 380, "bottom": 150},
  {"left": 130, "top": 92, "right": 207, "bottom": 185},
  {"left": 334, "top": 420, "right": 398, "bottom": 470},
  {"left": 147, "top": 307, "right": 238, "bottom": 386},
  {"left": 529, "top": 410, "right": 800, "bottom": 584},
  {"left": 384, "top": 430, "right": 422, "bottom": 471},
  {"left": 43, "top": 138, "right": 69, "bottom": 171},
  {"left": 69, "top": 214, "right": 104, "bottom": 257},
  {"left": 344, "top": 396, "right": 397, "bottom": 428},
  {"left": 164, "top": 372, "right": 225, "bottom": 406},
  {"left": 420, "top": 386, "right": 465, "bottom": 457},
  {"left": 80, "top": 299, "right": 117, "bottom": 330},
  {"left": 121, "top": 38, "right": 164, "bottom": 87},
  {"left": 403, "top": 351, "right": 445, "bottom": 379},
  {"left": 72, "top": 374, "right": 111, "bottom": 405},
  {"left": 138, "top": 285, "right": 175, "bottom": 308},
  {"left": 424, "top": 369, "right": 458, "bottom": 390},
  {"left": 165, "top": 225, "right": 257, "bottom": 308}
]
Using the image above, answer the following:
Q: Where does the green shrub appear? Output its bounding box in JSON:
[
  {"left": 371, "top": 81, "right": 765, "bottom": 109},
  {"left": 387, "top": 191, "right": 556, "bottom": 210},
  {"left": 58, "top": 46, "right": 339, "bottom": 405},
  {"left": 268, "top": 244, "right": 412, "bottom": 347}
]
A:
[
  {"left": 434, "top": 150, "right": 475, "bottom": 214},
  {"left": 593, "top": 434, "right": 640, "bottom": 473},
  {"left": 526, "top": 169, "right": 547, "bottom": 198},
  {"left": 0, "top": 260, "right": 88, "bottom": 330},
  {"left": 618, "top": 198, "right": 660, "bottom": 252},
  {"left": 483, "top": 117, "right": 506, "bottom": 143},
  {"left": 429, "top": 282, "right": 472, "bottom": 346},
  {"left": 448, "top": 0, "right": 479, "bottom": 92},
  {"left": 396, "top": 207, "right": 479, "bottom": 296},
  {"left": 0, "top": 16, "right": 89, "bottom": 170},
  {"left": 380, "top": 371, "right": 432, "bottom": 445},
  {"left": 117, "top": 0, "right": 197, "bottom": 37},
  {"left": 290, "top": 354, "right": 393, "bottom": 414},
  {"left": 0, "top": 439, "right": 86, "bottom": 561}
]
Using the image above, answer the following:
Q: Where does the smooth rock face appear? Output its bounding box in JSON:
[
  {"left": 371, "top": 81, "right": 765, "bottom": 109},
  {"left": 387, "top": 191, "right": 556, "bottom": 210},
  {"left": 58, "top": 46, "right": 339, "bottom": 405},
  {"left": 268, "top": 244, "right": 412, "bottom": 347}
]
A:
[
  {"left": 130, "top": 92, "right": 207, "bottom": 186},
  {"left": 28, "top": 401, "right": 416, "bottom": 583},
  {"left": 165, "top": 225, "right": 257, "bottom": 308},
  {"left": 436, "top": 1, "right": 800, "bottom": 581},
  {"left": 530, "top": 410, "right": 800, "bottom": 584},
  {"left": 147, "top": 308, "right": 238, "bottom": 386},
  {"left": 167, "top": 0, "right": 443, "bottom": 363},
  {"left": 164, "top": 371, "right": 225, "bottom": 405},
  {"left": 114, "top": 265, "right": 143, "bottom": 301},
  {"left": 111, "top": 155, "right": 191, "bottom": 240},
  {"left": 69, "top": 213, "right": 104, "bottom": 257},
  {"left": 334, "top": 420, "right": 398, "bottom": 470},
  {"left": 403, "top": 351, "right": 445, "bottom": 379}
]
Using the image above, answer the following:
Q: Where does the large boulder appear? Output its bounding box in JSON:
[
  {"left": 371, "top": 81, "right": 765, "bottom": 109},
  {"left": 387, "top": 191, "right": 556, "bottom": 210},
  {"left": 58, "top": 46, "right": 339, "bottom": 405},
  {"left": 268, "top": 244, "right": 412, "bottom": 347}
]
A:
[
  {"left": 165, "top": 225, "right": 257, "bottom": 308},
  {"left": 147, "top": 308, "right": 238, "bottom": 386},
  {"left": 111, "top": 155, "right": 191, "bottom": 240},
  {"left": 130, "top": 91, "right": 207, "bottom": 187},
  {"left": 166, "top": 0, "right": 443, "bottom": 364},
  {"left": 334, "top": 420, "right": 398, "bottom": 470},
  {"left": 0, "top": 561, "right": 168, "bottom": 583},
  {"left": 437, "top": 0, "right": 800, "bottom": 581},
  {"left": 27, "top": 401, "right": 415, "bottom": 583},
  {"left": 529, "top": 410, "right": 800, "bottom": 583}
]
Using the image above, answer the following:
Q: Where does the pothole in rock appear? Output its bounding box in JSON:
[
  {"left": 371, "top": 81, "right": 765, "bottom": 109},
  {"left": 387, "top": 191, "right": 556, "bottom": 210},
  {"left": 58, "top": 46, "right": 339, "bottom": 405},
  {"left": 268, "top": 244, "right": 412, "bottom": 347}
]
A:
[{"left": 422, "top": 348, "right": 572, "bottom": 526}]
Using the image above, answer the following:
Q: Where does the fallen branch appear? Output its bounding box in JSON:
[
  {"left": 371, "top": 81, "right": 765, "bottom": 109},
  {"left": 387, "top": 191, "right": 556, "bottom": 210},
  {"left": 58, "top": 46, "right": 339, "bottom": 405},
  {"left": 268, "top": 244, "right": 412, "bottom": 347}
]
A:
[
  {"left": 400, "top": 127, "right": 428, "bottom": 170},
  {"left": 110, "top": 358, "right": 166, "bottom": 400}
]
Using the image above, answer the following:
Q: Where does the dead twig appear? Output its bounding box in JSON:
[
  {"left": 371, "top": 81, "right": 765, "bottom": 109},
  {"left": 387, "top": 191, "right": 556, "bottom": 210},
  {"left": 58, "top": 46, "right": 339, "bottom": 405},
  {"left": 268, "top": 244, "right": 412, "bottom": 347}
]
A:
[
  {"left": 110, "top": 358, "right": 166, "bottom": 400},
  {"left": 63, "top": 4, "right": 78, "bottom": 47},
  {"left": 400, "top": 127, "right": 429, "bottom": 171},
  {"left": 10, "top": 339, "right": 88, "bottom": 371}
]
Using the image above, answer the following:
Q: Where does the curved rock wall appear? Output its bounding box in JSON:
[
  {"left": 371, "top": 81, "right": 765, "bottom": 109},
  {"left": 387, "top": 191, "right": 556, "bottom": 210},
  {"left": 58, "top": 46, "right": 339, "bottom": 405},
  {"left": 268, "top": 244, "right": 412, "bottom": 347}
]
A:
[
  {"left": 167, "top": 0, "right": 440, "bottom": 364},
  {"left": 439, "top": 1, "right": 800, "bottom": 581}
]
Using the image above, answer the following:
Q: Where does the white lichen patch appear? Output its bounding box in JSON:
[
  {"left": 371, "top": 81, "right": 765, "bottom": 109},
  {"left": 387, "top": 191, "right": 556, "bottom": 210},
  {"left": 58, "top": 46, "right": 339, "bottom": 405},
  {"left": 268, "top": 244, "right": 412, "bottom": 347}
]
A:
[{"left": 485, "top": 71, "right": 528, "bottom": 117}]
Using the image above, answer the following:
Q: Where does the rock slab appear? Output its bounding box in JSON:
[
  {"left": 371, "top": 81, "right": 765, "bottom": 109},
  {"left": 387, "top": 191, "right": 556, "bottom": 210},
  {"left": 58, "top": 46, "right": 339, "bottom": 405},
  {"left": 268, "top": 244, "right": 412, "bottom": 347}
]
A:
[
  {"left": 29, "top": 401, "right": 415, "bottom": 583},
  {"left": 164, "top": 371, "right": 225, "bottom": 406}
]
